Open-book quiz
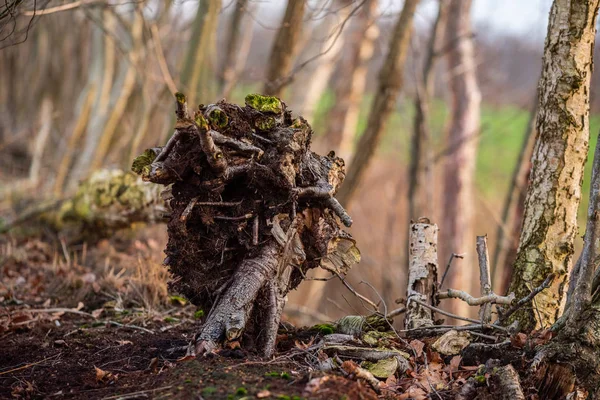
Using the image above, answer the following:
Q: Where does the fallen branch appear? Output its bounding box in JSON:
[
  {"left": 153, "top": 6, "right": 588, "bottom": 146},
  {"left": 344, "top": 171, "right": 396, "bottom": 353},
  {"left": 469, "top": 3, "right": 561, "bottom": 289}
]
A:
[
  {"left": 438, "top": 289, "right": 515, "bottom": 306},
  {"left": 411, "top": 299, "right": 508, "bottom": 332}
]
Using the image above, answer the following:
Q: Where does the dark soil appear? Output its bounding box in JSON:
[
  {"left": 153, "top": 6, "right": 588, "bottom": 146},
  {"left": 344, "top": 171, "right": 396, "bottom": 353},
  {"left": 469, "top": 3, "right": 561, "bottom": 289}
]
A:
[{"left": 0, "top": 314, "right": 381, "bottom": 400}]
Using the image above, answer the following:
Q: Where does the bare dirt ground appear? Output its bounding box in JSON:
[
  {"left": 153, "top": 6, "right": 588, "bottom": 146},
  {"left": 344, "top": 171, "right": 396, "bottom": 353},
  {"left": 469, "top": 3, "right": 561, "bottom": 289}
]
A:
[
  {"left": 0, "top": 235, "right": 378, "bottom": 399},
  {"left": 1, "top": 233, "right": 548, "bottom": 399}
]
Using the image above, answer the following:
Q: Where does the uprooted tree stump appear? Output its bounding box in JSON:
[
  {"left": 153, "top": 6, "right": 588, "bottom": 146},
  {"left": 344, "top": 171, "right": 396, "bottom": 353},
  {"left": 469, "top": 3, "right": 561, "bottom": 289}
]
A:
[{"left": 133, "top": 93, "right": 360, "bottom": 358}]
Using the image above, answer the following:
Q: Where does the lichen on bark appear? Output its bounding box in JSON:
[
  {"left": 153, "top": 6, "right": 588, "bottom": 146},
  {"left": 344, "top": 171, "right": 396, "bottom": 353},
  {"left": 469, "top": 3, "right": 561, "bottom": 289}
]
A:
[{"left": 507, "top": 0, "right": 599, "bottom": 332}]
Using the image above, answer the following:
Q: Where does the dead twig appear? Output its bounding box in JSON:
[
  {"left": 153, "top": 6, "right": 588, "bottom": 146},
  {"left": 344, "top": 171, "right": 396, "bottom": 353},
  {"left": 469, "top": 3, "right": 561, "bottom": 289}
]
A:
[
  {"left": 476, "top": 235, "right": 493, "bottom": 323},
  {"left": 438, "top": 289, "right": 515, "bottom": 306},
  {"left": 440, "top": 253, "right": 464, "bottom": 287},
  {"left": 497, "top": 273, "right": 555, "bottom": 324},
  {"left": 0, "top": 354, "right": 61, "bottom": 376},
  {"left": 411, "top": 299, "right": 508, "bottom": 333},
  {"left": 336, "top": 274, "right": 379, "bottom": 312}
]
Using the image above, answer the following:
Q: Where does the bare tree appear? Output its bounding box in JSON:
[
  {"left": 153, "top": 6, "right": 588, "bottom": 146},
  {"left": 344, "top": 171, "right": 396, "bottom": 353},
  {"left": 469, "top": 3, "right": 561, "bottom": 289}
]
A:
[
  {"left": 507, "top": 0, "right": 599, "bottom": 332},
  {"left": 325, "top": 0, "right": 378, "bottom": 160},
  {"left": 407, "top": 0, "right": 448, "bottom": 221},
  {"left": 439, "top": 0, "right": 481, "bottom": 316},
  {"left": 336, "top": 0, "right": 420, "bottom": 206},
  {"left": 263, "top": 0, "right": 306, "bottom": 97}
]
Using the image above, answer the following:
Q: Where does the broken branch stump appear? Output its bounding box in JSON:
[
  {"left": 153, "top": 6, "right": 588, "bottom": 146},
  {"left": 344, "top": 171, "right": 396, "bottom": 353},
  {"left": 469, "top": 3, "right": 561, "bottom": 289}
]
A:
[{"left": 405, "top": 218, "right": 438, "bottom": 330}]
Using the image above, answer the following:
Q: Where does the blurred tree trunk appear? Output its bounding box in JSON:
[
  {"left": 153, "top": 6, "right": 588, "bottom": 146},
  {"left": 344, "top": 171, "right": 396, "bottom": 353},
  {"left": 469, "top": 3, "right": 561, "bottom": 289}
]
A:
[
  {"left": 507, "top": 0, "right": 599, "bottom": 332},
  {"left": 289, "top": 0, "right": 352, "bottom": 122},
  {"left": 491, "top": 98, "right": 537, "bottom": 294},
  {"left": 55, "top": 9, "right": 113, "bottom": 194},
  {"left": 439, "top": 0, "right": 481, "bottom": 318},
  {"left": 181, "top": 0, "right": 221, "bottom": 107},
  {"left": 325, "top": 0, "right": 378, "bottom": 160},
  {"left": 219, "top": 0, "right": 253, "bottom": 99},
  {"left": 91, "top": 9, "right": 144, "bottom": 170},
  {"left": 336, "top": 0, "right": 419, "bottom": 206},
  {"left": 407, "top": 0, "right": 448, "bottom": 221},
  {"left": 263, "top": 0, "right": 306, "bottom": 97}
]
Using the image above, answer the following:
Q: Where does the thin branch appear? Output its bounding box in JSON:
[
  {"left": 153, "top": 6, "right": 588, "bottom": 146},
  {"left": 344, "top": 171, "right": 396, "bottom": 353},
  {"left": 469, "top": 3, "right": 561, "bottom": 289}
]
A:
[
  {"left": 440, "top": 253, "right": 464, "bottom": 287},
  {"left": 438, "top": 289, "right": 515, "bottom": 306},
  {"left": 150, "top": 22, "right": 177, "bottom": 94},
  {"left": 497, "top": 273, "right": 555, "bottom": 324},
  {"left": 411, "top": 299, "right": 508, "bottom": 332},
  {"left": 336, "top": 273, "right": 378, "bottom": 312}
]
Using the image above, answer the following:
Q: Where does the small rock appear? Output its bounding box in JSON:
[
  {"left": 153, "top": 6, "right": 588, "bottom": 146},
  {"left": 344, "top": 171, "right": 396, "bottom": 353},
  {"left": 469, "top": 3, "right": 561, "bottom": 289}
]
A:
[{"left": 432, "top": 330, "right": 471, "bottom": 355}]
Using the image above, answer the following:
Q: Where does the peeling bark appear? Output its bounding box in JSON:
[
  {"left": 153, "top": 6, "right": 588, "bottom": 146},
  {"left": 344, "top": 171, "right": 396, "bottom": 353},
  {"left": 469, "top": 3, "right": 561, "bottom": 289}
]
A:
[
  {"left": 405, "top": 219, "right": 438, "bottom": 329},
  {"left": 508, "top": 0, "right": 600, "bottom": 332}
]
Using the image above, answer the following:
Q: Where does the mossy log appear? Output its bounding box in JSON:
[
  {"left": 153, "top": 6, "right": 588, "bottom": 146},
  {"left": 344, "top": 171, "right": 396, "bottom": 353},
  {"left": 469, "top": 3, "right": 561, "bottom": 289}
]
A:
[
  {"left": 3, "top": 169, "right": 166, "bottom": 243},
  {"left": 133, "top": 93, "right": 359, "bottom": 357}
]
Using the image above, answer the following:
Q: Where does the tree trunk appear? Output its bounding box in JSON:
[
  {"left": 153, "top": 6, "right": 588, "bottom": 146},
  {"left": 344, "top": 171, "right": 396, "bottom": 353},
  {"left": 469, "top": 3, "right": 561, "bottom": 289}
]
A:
[
  {"left": 180, "top": 0, "right": 221, "bottom": 107},
  {"left": 491, "top": 98, "right": 538, "bottom": 295},
  {"left": 336, "top": 0, "right": 420, "bottom": 206},
  {"left": 507, "top": 0, "right": 599, "bottom": 332},
  {"left": 325, "top": 0, "right": 378, "bottom": 161},
  {"left": 289, "top": 0, "right": 351, "bottom": 122},
  {"left": 219, "top": 0, "right": 251, "bottom": 99},
  {"left": 439, "top": 0, "right": 481, "bottom": 318},
  {"left": 263, "top": 0, "right": 306, "bottom": 98},
  {"left": 407, "top": 0, "right": 447, "bottom": 221},
  {"left": 534, "top": 131, "right": 600, "bottom": 399}
]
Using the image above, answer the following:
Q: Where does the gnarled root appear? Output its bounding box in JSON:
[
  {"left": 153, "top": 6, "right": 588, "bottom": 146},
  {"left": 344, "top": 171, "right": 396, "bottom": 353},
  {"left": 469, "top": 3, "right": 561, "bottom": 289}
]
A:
[{"left": 190, "top": 241, "right": 286, "bottom": 358}]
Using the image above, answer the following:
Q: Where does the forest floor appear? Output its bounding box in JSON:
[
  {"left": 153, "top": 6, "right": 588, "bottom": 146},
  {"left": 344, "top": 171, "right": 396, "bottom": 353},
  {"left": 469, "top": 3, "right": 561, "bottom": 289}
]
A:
[{"left": 0, "top": 234, "right": 547, "bottom": 399}]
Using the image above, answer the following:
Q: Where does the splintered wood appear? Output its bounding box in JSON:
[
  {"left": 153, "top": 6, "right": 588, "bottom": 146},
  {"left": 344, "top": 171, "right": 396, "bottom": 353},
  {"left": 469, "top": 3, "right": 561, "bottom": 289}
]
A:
[{"left": 405, "top": 218, "right": 438, "bottom": 329}]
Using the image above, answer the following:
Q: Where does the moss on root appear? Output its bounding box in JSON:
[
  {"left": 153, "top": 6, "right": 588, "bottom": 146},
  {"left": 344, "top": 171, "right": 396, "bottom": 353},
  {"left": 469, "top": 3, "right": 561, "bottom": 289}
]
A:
[
  {"left": 131, "top": 148, "right": 159, "bottom": 175},
  {"left": 244, "top": 94, "right": 283, "bottom": 114}
]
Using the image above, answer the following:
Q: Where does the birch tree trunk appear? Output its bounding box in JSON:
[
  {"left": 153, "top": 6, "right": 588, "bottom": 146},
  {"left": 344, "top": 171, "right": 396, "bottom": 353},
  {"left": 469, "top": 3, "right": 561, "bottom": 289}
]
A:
[
  {"left": 336, "top": 0, "right": 419, "bottom": 206},
  {"left": 263, "top": 0, "right": 306, "bottom": 98},
  {"left": 507, "top": 0, "right": 599, "bottom": 332},
  {"left": 407, "top": 0, "right": 448, "bottom": 221},
  {"left": 439, "top": 0, "right": 481, "bottom": 317}
]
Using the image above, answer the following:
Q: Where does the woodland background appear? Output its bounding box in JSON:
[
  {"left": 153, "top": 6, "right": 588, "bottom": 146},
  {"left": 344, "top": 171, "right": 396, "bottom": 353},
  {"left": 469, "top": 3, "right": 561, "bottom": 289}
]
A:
[{"left": 2, "top": 0, "right": 600, "bottom": 323}]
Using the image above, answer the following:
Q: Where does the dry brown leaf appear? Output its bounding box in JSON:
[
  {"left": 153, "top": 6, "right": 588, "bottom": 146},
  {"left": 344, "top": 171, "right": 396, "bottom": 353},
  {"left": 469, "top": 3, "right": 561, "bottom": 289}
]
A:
[
  {"left": 95, "top": 366, "right": 116, "bottom": 383},
  {"left": 117, "top": 340, "right": 133, "bottom": 346},
  {"left": 511, "top": 332, "right": 527, "bottom": 348},
  {"left": 409, "top": 339, "right": 425, "bottom": 358},
  {"left": 91, "top": 309, "right": 104, "bottom": 318},
  {"left": 447, "top": 355, "right": 462, "bottom": 376},
  {"left": 257, "top": 390, "right": 271, "bottom": 398},
  {"left": 398, "top": 386, "right": 428, "bottom": 400}
]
